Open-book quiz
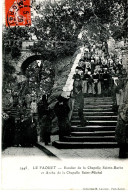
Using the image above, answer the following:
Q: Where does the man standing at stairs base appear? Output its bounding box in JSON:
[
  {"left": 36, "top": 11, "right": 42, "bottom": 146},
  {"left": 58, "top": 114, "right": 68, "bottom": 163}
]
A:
[
  {"left": 54, "top": 95, "right": 71, "bottom": 141},
  {"left": 73, "top": 73, "right": 88, "bottom": 127}
]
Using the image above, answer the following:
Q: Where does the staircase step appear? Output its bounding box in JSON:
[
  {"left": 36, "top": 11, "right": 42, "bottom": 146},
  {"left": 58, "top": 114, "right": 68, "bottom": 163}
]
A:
[
  {"left": 72, "top": 116, "right": 117, "bottom": 120},
  {"left": 71, "top": 120, "right": 117, "bottom": 126},
  {"left": 71, "top": 126, "right": 116, "bottom": 131},
  {"left": 52, "top": 141, "right": 118, "bottom": 149},
  {"left": 84, "top": 102, "right": 113, "bottom": 105},
  {"left": 71, "top": 131, "right": 115, "bottom": 136},
  {"left": 72, "top": 112, "right": 116, "bottom": 116},
  {"left": 73, "top": 108, "right": 113, "bottom": 112},
  {"left": 52, "top": 90, "right": 117, "bottom": 149},
  {"left": 84, "top": 97, "right": 112, "bottom": 100},
  {"left": 74, "top": 103, "right": 113, "bottom": 108},
  {"left": 84, "top": 98, "right": 113, "bottom": 101},
  {"left": 62, "top": 136, "right": 115, "bottom": 142},
  {"left": 83, "top": 101, "right": 113, "bottom": 104}
]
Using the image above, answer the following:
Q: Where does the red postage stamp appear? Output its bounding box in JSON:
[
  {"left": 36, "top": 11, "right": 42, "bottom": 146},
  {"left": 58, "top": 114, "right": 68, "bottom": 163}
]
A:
[{"left": 5, "top": 0, "right": 31, "bottom": 27}]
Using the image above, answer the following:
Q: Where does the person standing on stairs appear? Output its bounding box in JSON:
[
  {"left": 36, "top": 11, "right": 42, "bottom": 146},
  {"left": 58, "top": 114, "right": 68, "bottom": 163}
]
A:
[
  {"left": 113, "top": 78, "right": 123, "bottom": 112},
  {"left": 92, "top": 69, "right": 99, "bottom": 96},
  {"left": 82, "top": 69, "right": 93, "bottom": 96},
  {"left": 73, "top": 68, "right": 81, "bottom": 80},
  {"left": 82, "top": 69, "right": 89, "bottom": 95},
  {"left": 73, "top": 70, "right": 88, "bottom": 127},
  {"left": 102, "top": 69, "right": 110, "bottom": 96}
]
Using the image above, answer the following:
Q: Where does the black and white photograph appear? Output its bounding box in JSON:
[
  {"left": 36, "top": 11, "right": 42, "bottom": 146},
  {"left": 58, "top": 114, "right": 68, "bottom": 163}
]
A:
[{"left": 1, "top": 0, "right": 128, "bottom": 191}]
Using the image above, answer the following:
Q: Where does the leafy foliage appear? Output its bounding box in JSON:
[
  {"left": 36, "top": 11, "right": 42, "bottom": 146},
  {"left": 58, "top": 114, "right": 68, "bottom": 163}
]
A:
[
  {"left": 11, "top": 46, "right": 21, "bottom": 58},
  {"left": 2, "top": 59, "right": 16, "bottom": 95},
  {"left": 3, "top": 0, "right": 127, "bottom": 57}
]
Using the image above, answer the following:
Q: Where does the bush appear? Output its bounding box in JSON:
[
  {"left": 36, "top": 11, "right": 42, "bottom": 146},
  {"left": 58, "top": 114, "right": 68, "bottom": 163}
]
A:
[{"left": 11, "top": 46, "right": 21, "bottom": 58}]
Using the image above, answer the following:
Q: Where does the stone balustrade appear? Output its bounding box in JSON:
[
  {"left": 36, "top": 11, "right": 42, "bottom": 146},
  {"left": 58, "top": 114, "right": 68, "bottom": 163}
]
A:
[
  {"left": 62, "top": 46, "right": 84, "bottom": 121},
  {"left": 62, "top": 46, "right": 84, "bottom": 95}
]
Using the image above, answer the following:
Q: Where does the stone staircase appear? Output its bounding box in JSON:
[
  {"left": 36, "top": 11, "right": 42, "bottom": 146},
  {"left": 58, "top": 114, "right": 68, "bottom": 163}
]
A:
[{"left": 53, "top": 96, "right": 119, "bottom": 149}]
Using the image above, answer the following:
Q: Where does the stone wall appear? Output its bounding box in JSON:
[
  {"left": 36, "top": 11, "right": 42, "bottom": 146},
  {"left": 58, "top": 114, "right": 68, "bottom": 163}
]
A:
[
  {"left": 48, "top": 46, "right": 83, "bottom": 133},
  {"left": 48, "top": 47, "right": 82, "bottom": 108},
  {"left": 10, "top": 51, "right": 35, "bottom": 73}
]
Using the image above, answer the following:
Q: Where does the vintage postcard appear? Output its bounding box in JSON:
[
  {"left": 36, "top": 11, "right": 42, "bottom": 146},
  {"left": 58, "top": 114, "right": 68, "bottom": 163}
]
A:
[{"left": 1, "top": 0, "right": 128, "bottom": 191}]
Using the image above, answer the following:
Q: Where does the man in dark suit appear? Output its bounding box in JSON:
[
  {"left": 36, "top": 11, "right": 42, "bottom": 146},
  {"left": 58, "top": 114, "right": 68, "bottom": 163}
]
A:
[
  {"left": 73, "top": 74, "right": 87, "bottom": 127},
  {"left": 54, "top": 95, "right": 71, "bottom": 141}
]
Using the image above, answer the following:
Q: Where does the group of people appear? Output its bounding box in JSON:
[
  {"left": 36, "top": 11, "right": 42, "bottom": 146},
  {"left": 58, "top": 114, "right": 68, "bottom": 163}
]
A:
[
  {"left": 2, "top": 39, "right": 128, "bottom": 158},
  {"left": 2, "top": 94, "right": 50, "bottom": 149},
  {"left": 2, "top": 75, "right": 128, "bottom": 159},
  {"left": 74, "top": 41, "right": 125, "bottom": 97},
  {"left": 2, "top": 111, "right": 37, "bottom": 149},
  {"left": 2, "top": 93, "right": 72, "bottom": 148}
]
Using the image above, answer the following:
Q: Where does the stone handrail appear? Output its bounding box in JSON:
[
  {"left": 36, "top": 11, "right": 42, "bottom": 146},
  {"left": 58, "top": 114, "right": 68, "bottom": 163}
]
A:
[{"left": 62, "top": 46, "right": 84, "bottom": 121}]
